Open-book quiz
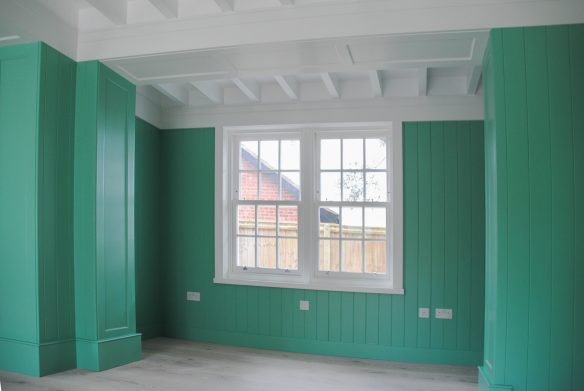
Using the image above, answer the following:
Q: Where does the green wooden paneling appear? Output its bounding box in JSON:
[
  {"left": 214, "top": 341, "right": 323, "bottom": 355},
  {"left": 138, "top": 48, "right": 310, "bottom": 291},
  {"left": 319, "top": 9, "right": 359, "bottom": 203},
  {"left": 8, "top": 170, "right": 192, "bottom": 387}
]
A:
[
  {"left": 159, "top": 122, "right": 485, "bottom": 366},
  {"left": 74, "top": 61, "right": 141, "bottom": 371},
  {"left": 135, "top": 118, "right": 163, "bottom": 339},
  {"left": 480, "top": 24, "right": 584, "bottom": 391},
  {"left": 0, "top": 42, "right": 76, "bottom": 376}
]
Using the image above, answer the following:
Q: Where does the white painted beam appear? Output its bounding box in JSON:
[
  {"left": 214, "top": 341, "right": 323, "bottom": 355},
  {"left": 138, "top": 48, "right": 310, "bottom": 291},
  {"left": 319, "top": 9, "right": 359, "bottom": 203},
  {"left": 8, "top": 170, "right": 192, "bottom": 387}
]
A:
[
  {"left": 146, "top": 0, "right": 178, "bottom": 19},
  {"left": 368, "top": 70, "right": 383, "bottom": 98},
  {"left": 274, "top": 75, "right": 298, "bottom": 100},
  {"left": 214, "top": 0, "right": 234, "bottom": 12},
  {"left": 321, "top": 73, "right": 340, "bottom": 99},
  {"left": 232, "top": 78, "right": 260, "bottom": 102},
  {"left": 86, "top": 0, "right": 128, "bottom": 25},
  {"left": 279, "top": 0, "right": 295, "bottom": 5},
  {"left": 191, "top": 81, "right": 223, "bottom": 104},
  {"left": 467, "top": 66, "right": 482, "bottom": 95},
  {"left": 153, "top": 83, "right": 189, "bottom": 105},
  {"left": 417, "top": 68, "right": 428, "bottom": 96}
]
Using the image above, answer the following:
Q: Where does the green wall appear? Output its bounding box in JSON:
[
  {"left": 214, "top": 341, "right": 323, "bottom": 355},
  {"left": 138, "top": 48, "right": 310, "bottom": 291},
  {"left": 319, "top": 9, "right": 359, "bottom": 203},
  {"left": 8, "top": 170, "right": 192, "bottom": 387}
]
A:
[
  {"left": 135, "top": 118, "right": 163, "bottom": 339},
  {"left": 480, "top": 24, "right": 584, "bottom": 391},
  {"left": 0, "top": 43, "right": 76, "bottom": 376},
  {"left": 74, "top": 61, "right": 141, "bottom": 371},
  {"left": 159, "top": 122, "right": 485, "bottom": 366}
]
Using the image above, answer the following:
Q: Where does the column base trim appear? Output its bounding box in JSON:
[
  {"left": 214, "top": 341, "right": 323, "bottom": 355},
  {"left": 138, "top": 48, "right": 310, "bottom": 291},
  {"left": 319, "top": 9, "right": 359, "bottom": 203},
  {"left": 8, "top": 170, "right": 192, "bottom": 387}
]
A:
[
  {"left": 76, "top": 333, "right": 142, "bottom": 371},
  {"left": 479, "top": 366, "right": 513, "bottom": 390}
]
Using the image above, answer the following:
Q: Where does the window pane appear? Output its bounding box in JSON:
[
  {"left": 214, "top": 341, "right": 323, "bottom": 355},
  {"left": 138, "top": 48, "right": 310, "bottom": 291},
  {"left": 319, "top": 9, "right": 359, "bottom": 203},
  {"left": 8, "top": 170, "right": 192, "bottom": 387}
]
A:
[
  {"left": 281, "top": 140, "right": 300, "bottom": 170},
  {"left": 279, "top": 206, "right": 298, "bottom": 237},
  {"left": 343, "top": 138, "right": 363, "bottom": 169},
  {"left": 321, "top": 172, "right": 341, "bottom": 201},
  {"left": 366, "top": 138, "right": 387, "bottom": 169},
  {"left": 260, "top": 140, "right": 279, "bottom": 170},
  {"left": 258, "top": 237, "right": 277, "bottom": 268},
  {"left": 240, "top": 140, "right": 258, "bottom": 170},
  {"left": 365, "top": 172, "right": 387, "bottom": 202},
  {"left": 237, "top": 236, "right": 255, "bottom": 267},
  {"left": 319, "top": 239, "right": 340, "bottom": 272},
  {"left": 365, "top": 241, "right": 387, "bottom": 274},
  {"left": 321, "top": 139, "right": 340, "bottom": 169},
  {"left": 257, "top": 205, "right": 276, "bottom": 236},
  {"left": 259, "top": 172, "right": 279, "bottom": 200},
  {"left": 319, "top": 207, "right": 339, "bottom": 238},
  {"left": 237, "top": 205, "right": 256, "bottom": 235},
  {"left": 342, "top": 172, "right": 364, "bottom": 202},
  {"left": 239, "top": 172, "right": 258, "bottom": 200},
  {"left": 342, "top": 207, "right": 362, "bottom": 239},
  {"left": 342, "top": 240, "right": 363, "bottom": 273},
  {"left": 279, "top": 238, "right": 298, "bottom": 270},
  {"left": 365, "top": 207, "right": 386, "bottom": 239},
  {"left": 281, "top": 171, "right": 300, "bottom": 201}
]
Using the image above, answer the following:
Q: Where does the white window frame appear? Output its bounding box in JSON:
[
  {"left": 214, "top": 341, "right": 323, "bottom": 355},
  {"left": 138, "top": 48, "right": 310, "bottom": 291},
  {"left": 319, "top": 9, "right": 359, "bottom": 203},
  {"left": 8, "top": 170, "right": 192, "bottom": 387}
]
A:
[{"left": 215, "top": 122, "right": 404, "bottom": 294}]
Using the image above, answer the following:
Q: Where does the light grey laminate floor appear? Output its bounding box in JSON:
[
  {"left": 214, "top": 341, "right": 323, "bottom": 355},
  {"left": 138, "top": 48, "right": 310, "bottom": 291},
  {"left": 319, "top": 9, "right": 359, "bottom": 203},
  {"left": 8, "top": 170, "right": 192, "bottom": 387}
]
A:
[{"left": 0, "top": 337, "right": 478, "bottom": 391}]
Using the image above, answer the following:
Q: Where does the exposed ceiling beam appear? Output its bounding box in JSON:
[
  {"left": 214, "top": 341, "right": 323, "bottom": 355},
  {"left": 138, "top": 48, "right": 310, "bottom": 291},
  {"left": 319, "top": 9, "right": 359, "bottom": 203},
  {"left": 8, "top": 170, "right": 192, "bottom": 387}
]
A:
[
  {"left": 467, "top": 66, "right": 482, "bottom": 95},
  {"left": 152, "top": 83, "right": 189, "bottom": 105},
  {"left": 321, "top": 73, "right": 340, "bottom": 99},
  {"left": 368, "top": 70, "right": 383, "bottom": 98},
  {"left": 146, "top": 0, "right": 179, "bottom": 19},
  {"left": 214, "top": 0, "right": 234, "bottom": 12},
  {"left": 86, "top": 0, "right": 128, "bottom": 25},
  {"left": 274, "top": 75, "right": 299, "bottom": 100},
  {"left": 191, "top": 81, "right": 223, "bottom": 104},
  {"left": 232, "top": 78, "right": 260, "bottom": 102},
  {"left": 279, "top": 0, "right": 295, "bottom": 5},
  {"left": 417, "top": 68, "right": 428, "bottom": 96}
]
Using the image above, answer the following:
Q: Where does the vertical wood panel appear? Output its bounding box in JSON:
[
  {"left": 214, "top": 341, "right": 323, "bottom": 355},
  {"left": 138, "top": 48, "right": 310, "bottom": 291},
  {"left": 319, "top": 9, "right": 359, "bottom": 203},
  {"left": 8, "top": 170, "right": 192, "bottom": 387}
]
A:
[
  {"left": 328, "top": 291, "right": 341, "bottom": 342},
  {"left": 524, "top": 26, "right": 552, "bottom": 391},
  {"left": 304, "top": 290, "right": 317, "bottom": 340},
  {"left": 569, "top": 24, "right": 584, "bottom": 391},
  {"left": 430, "top": 122, "right": 445, "bottom": 349},
  {"left": 341, "top": 292, "right": 354, "bottom": 343},
  {"left": 417, "top": 122, "right": 432, "bottom": 349},
  {"left": 443, "top": 123, "right": 459, "bottom": 350},
  {"left": 353, "top": 293, "right": 366, "bottom": 344},
  {"left": 365, "top": 294, "right": 379, "bottom": 345},
  {"left": 547, "top": 26, "right": 575, "bottom": 391},
  {"left": 403, "top": 122, "right": 419, "bottom": 348},
  {"left": 293, "top": 290, "right": 305, "bottom": 339},
  {"left": 378, "top": 294, "right": 391, "bottom": 345},
  {"left": 258, "top": 287, "right": 270, "bottom": 335},
  {"left": 269, "top": 288, "right": 283, "bottom": 337},
  {"left": 316, "top": 291, "right": 329, "bottom": 341}
]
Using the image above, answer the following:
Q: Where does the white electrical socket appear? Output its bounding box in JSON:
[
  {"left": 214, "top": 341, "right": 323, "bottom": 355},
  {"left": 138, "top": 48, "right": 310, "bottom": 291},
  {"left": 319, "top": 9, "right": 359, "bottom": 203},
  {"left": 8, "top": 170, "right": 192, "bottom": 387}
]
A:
[
  {"left": 418, "top": 307, "right": 430, "bottom": 318},
  {"left": 187, "top": 291, "right": 200, "bottom": 302},
  {"left": 435, "top": 308, "right": 453, "bottom": 319},
  {"left": 299, "top": 300, "right": 310, "bottom": 311}
]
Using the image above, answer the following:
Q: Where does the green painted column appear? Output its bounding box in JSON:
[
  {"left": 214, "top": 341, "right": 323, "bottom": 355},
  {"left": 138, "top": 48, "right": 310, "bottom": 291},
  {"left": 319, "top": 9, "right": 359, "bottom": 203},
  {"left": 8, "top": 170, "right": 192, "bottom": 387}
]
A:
[
  {"left": 480, "top": 24, "right": 584, "bottom": 391},
  {"left": 74, "top": 61, "right": 141, "bottom": 371},
  {"left": 0, "top": 42, "right": 76, "bottom": 377}
]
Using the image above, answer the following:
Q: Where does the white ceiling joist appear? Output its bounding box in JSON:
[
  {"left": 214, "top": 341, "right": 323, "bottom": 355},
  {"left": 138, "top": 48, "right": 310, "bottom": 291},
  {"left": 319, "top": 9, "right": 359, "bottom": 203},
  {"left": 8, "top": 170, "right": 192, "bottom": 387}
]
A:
[
  {"left": 153, "top": 83, "right": 189, "bottom": 105},
  {"left": 417, "top": 68, "right": 428, "bottom": 96},
  {"left": 279, "top": 0, "right": 295, "bottom": 5},
  {"left": 191, "top": 81, "right": 223, "bottom": 104},
  {"left": 274, "top": 75, "right": 299, "bottom": 100},
  {"left": 368, "top": 70, "right": 383, "bottom": 98},
  {"left": 86, "top": 0, "right": 128, "bottom": 25},
  {"left": 214, "top": 0, "right": 234, "bottom": 12},
  {"left": 467, "top": 66, "right": 482, "bottom": 95},
  {"left": 321, "top": 73, "right": 340, "bottom": 99},
  {"left": 233, "top": 78, "right": 260, "bottom": 102},
  {"left": 146, "top": 0, "right": 179, "bottom": 19}
]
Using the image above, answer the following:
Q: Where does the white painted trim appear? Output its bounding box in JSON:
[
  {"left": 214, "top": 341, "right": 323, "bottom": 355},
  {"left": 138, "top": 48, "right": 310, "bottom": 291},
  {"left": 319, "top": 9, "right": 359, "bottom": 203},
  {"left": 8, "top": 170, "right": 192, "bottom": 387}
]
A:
[
  {"left": 135, "top": 90, "right": 163, "bottom": 129},
  {"left": 86, "top": 0, "right": 128, "bottom": 25},
  {"left": 146, "top": 0, "right": 179, "bottom": 19},
  {"left": 215, "top": 121, "right": 405, "bottom": 295}
]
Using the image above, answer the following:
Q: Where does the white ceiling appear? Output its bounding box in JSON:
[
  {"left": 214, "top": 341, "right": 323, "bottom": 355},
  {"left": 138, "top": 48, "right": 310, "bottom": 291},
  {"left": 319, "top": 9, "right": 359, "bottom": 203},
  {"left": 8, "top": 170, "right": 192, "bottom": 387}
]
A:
[{"left": 0, "top": 0, "right": 582, "bottom": 113}]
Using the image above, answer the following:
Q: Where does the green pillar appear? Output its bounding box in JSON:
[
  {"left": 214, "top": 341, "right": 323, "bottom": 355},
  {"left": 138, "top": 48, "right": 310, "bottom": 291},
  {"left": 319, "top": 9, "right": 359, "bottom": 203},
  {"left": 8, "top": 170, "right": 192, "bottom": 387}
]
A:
[
  {"left": 480, "top": 24, "right": 584, "bottom": 391},
  {"left": 74, "top": 61, "right": 141, "bottom": 371},
  {"left": 0, "top": 42, "right": 77, "bottom": 377}
]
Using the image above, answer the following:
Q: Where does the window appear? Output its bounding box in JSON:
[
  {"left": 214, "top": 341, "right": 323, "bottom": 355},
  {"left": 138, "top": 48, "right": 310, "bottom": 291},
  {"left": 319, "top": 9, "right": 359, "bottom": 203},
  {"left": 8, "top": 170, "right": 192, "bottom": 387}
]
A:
[{"left": 215, "top": 124, "right": 403, "bottom": 294}]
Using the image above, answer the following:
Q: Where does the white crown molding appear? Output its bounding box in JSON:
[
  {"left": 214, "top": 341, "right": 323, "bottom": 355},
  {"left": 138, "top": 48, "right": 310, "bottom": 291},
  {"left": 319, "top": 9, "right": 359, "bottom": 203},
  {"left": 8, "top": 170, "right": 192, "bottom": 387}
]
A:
[{"left": 76, "top": 0, "right": 584, "bottom": 61}]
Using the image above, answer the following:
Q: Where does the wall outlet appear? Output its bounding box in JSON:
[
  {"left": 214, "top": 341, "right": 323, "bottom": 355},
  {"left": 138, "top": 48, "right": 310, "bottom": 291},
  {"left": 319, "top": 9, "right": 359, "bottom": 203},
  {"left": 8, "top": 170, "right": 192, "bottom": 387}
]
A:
[
  {"left": 418, "top": 307, "right": 430, "bottom": 318},
  {"left": 299, "top": 300, "right": 310, "bottom": 311},
  {"left": 435, "top": 308, "right": 453, "bottom": 319},
  {"left": 187, "top": 291, "right": 200, "bottom": 301}
]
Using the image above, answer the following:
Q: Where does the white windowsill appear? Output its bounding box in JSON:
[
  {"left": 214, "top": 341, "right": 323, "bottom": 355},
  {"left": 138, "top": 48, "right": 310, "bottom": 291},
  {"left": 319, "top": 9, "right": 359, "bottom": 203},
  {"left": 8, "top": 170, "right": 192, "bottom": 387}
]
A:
[{"left": 213, "top": 276, "right": 405, "bottom": 295}]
